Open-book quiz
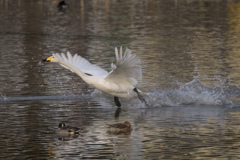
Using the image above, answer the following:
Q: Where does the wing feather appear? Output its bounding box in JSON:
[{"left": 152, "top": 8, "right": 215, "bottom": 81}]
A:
[
  {"left": 73, "top": 54, "right": 78, "bottom": 64},
  {"left": 61, "top": 53, "right": 68, "bottom": 63},
  {"left": 67, "top": 52, "right": 73, "bottom": 64},
  {"left": 53, "top": 52, "right": 108, "bottom": 76},
  {"left": 105, "top": 47, "right": 142, "bottom": 86}
]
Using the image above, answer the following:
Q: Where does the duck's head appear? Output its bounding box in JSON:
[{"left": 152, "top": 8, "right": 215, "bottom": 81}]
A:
[
  {"left": 123, "top": 121, "right": 131, "bottom": 127},
  {"left": 58, "top": 122, "right": 66, "bottom": 128}
]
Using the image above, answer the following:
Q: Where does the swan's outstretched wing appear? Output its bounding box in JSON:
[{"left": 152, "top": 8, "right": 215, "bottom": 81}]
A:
[
  {"left": 105, "top": 47, "right": 142, "bottom": 86},
  {"left": 54, "top": 52, "right": 108, "bottom": 76}
]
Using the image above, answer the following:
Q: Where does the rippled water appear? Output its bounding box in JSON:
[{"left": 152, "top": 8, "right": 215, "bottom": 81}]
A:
[{"left": 1, "top": 0, "right": 240, "bottom": 159}]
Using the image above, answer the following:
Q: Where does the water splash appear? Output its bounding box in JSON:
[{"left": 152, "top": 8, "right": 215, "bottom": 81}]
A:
[
  {"left": 0, "top": 76, "right": 235, "bottom": 107},
  {"left": 91, "top": 75, "right": 235, "bottom": 108},
  {"left": 0, "top": 94, "right": 91, "bottom": 102},
  {"left": 148, "top": 76, "right": 233, "bottom": 107}
]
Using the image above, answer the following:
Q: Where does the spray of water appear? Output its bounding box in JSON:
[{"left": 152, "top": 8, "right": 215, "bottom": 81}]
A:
[
  {"left": 147, "top": 76, "right": 233, "bottom": 107},
  {"left": 0, "top": 76, "right": 235, "bottom": 107}
]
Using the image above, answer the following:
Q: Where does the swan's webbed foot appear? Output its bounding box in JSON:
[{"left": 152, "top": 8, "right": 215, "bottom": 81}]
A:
[
  {"left": 133, "top": 88, "right": 148, "bottom": 106},
  {"left": 114, "top": 96, "right": 121, "bottom": 108}
]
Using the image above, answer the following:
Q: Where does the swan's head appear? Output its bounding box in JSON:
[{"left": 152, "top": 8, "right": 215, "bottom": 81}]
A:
[{"left": 42, "top": 54, "right": 61, "bottom": 63}]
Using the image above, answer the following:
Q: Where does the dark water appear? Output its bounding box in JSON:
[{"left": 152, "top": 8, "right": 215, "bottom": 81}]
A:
[{"left": 1, "top": 0, "right": 240, "bottom": 159}]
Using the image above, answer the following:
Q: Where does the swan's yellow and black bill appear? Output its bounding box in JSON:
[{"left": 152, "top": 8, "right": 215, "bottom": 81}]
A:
[{"left": 42, "top": 56, "right": 52, "bottom": 62}]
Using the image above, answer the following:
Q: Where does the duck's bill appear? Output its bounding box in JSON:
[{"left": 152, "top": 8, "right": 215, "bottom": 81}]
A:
[{"left": 42, "top": 56, "right": 52, "bottom": 62}]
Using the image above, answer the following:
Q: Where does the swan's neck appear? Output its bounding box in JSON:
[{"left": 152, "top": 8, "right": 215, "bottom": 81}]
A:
[{"left": 59, "top": 61, "right": 90, "bottom": 82}]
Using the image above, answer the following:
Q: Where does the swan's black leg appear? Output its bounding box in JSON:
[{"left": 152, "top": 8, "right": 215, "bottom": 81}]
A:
[
  {"left": 114, "top": 107, "right": 121, "bottom": 118},
  {"left": 114, "top": 96, "right": 121, "bottom": 108},
  {"left": 133, "top": 88, "right": 148, "bottom": 106}
]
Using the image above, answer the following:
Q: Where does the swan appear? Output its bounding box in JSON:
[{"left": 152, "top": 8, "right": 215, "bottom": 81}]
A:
[{"left": 42, "top": 47, "right": 147, "bottom": 107}]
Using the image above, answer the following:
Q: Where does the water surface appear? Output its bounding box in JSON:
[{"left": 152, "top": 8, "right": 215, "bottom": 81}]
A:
[{"left": 1, "top": 0, "right": 240, "bottom": 159}]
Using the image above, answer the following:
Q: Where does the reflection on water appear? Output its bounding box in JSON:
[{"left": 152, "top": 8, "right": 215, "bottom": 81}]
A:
[
  {"left": 1, "top": 0, "right": 240, "bottom": 159},
  {"left": 1, "top": 101, "right": 240, "bottom": 159}
]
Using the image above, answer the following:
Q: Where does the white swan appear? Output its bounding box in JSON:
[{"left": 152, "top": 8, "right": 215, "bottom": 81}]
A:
[{"left": 42, "top": 47, "right": 147, "bottom": 107}]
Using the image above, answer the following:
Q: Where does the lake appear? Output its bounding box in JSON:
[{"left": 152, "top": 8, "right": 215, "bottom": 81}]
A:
[{"left": 1, "top": 0, "right": 240, "bottom": 159}]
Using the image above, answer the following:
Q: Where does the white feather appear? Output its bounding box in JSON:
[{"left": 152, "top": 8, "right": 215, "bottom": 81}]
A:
[
  {"left": 105, "top": 47, "right": 142, "bottom": 86},
  {"left": 53, "top": 53, "right": 108, "bottom": 76},
  {"left": 47, "top": 47, "right": 144, "bottom": 99}
]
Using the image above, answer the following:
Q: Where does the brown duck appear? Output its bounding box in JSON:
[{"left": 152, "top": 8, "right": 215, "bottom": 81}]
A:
[{"left": 106, "top": 121, "right": 132, "bottom": 135}]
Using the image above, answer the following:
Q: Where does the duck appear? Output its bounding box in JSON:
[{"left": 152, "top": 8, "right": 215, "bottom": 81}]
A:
[
  {"left": 42, "top": 47, "right": 148, "bottom": 108},
  {"left": 106, "top": 121, "right": 132, "bottom": 135},
  {"left": 56, "top": 122, "right": 81, "bottom": 136},
  {"left": 57, "top": 1, "right": 69, "bottom": 10}
]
